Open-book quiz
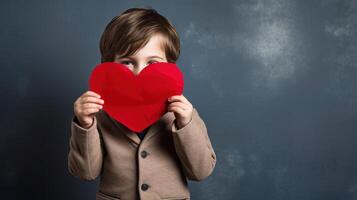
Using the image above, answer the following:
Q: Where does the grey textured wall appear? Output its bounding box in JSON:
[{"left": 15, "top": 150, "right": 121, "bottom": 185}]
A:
[{"left": 1, "top": 0, "right": 357, "bottom": 199}]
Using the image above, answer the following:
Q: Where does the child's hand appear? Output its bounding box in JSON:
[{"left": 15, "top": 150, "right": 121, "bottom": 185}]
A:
[
  {"left": 167, "top": 94, "right": 193, "bottom": 129},
  {"left": 73, "top": 91, "right": 104, "bottom": 129}
]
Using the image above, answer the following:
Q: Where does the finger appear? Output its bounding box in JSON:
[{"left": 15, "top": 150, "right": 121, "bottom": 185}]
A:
[
  {"left": 168, "top": 106, "right": 185, "bottom": 114},
  {"left": 82, "top": 108, "right": 100, "bottom": 116},
  {"left": 168, "top": 102, "right": 189, "bottom": 110},
  {"left": 168, "top": 95, "right": 192, "bottom": 109},
  {"left": 168, "top": 94, "right": 185, "bottom": 102},
  {"left": 174, "top": 95, "right": 190, "bottom": 105},
  {"left": 81, "top": 96, "right": 104, "bottom": 105},
  {"left": 82, "top": 102, "right": 103, "bottom": 110},
  {"left": 84, "top": 90, "right": 101, "bottom": 98}
]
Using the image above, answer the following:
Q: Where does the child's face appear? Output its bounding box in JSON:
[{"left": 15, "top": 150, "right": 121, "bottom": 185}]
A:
[{"left": 114, "top": 34, "right": 168, "bottom": 75}]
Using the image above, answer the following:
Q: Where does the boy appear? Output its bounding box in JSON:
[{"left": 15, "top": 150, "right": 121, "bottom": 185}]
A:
[{"left": 68, "top": 7, "right": 216, "bottom": 200}]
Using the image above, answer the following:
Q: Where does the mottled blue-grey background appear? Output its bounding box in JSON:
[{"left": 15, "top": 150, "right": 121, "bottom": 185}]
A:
[{"left": 1, "top": 0, "right": 357, "bottom": 199}]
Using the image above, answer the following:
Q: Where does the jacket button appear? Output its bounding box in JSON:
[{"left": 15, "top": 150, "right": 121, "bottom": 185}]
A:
[
  {"left": 141, "top": 150, "right": 148, "bottom": 158},
  {"left": 141, "top": 183, "right": 149, "bottom": 191}
]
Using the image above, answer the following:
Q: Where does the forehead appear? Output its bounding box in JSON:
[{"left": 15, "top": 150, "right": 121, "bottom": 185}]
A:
[
  {"left": 131, "top": 34, "right": 167, "bottom": 57},
  {"left": 115, "top": 33, "right": 168, "bottom": 60},
  {"left": 143, "top": 34, "right": 166, "bottom": 52}
]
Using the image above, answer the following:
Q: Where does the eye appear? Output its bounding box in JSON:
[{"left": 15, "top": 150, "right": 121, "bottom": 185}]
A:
[
  {"left": 121, "top": 60, "right": 134, "bottom": 66},
  {"left": 148, "top": 60, "right": 158, "bottom": 64}
]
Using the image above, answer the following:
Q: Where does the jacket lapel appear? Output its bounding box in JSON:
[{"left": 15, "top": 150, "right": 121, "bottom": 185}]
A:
[
  {"left": 100, "top": 110, "right": 173, "bottom": 145},
  {"left": 142, "top": 111, "right": 173, "bottom": 143}
]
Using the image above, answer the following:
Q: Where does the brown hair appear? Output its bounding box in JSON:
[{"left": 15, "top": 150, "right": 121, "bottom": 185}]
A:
[{"left": 99, "top": 7, "right": 180, "bottom": 63}]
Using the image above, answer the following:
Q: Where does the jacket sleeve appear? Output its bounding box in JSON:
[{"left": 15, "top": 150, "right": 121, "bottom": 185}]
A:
[
  {"left": 67, "top": 115, "right": 104, "bottom": 181},
  {"left": 170, "top": 107, "right": 217, "bottom": 181}
]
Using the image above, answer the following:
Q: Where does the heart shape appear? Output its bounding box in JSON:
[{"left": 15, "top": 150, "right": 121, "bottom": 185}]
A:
[{"left": 88, "top": 62, "right": 184, "bottom": 133}]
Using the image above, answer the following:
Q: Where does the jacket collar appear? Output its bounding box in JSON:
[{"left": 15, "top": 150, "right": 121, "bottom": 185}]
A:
[{"left": 100, "top": 110, "right": 174, "bottom": 145}]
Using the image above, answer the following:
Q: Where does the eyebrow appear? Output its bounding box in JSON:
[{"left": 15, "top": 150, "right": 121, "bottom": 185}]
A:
[
  {"left": 120, "top": 55, "right": 165, "bottom": 60},
  {"left": 147, "top": 56, "right": 165, "bottom": 60}
]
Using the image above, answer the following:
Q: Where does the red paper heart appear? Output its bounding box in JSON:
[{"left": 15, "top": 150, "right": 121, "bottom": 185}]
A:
[{"left": 88, "top": 62, "right": 184, "bottom": 133}]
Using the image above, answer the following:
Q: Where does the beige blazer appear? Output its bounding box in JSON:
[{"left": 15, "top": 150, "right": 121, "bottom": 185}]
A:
[{"left": 67, "top": 107, "right": 216, "bottom": 200}]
